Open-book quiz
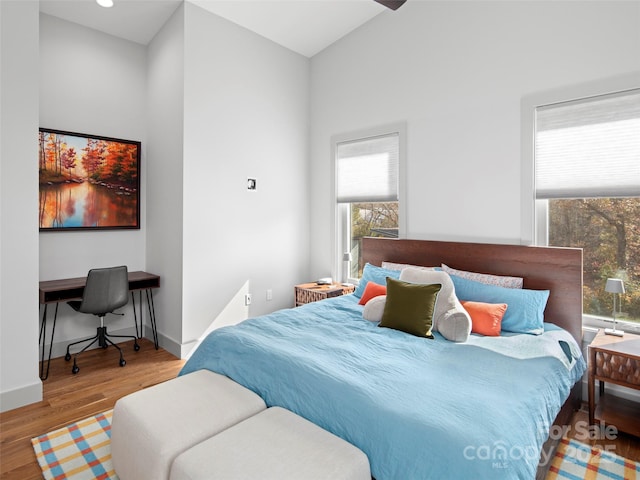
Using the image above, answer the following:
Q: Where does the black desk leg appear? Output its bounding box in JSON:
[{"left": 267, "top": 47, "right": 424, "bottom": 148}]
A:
[
  {"left": 39, "top": 304, "right": 47, "bottom": 345},
  {"left": 39, "top": 302, "right": 58, "bottom": 381},
  {"left": 131, "top": 291, "right": 141, "bottom": 339},
  {"left": 146, "top": 289, "right": 159, "bottom": 350},
  {"left": 131, "top": 289, "right": 159, "bottom": 350}
]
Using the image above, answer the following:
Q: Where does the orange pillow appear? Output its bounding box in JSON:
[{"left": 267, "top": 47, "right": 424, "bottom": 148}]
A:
[
  {"left": 461, "top": 300, "right": 507, "bottom": 336},
  {"left": 358, "top": 282, "right": 387, "bottom": 305}
]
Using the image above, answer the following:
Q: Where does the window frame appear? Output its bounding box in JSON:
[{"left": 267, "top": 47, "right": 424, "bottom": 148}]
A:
[
  {"left": 332, "top": 122, "right": 407, "bottom": 284},
  {"left": 521, "top": 72, "right": 640, "bottom": 333}
]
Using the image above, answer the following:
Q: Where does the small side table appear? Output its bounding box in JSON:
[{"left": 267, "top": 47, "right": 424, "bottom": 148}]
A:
[
  {"left": 588, "top": 329, "right": 640, "bottom": 437},
  {"left": 294, "top": 282, "right": 355, "bottom": 307}
]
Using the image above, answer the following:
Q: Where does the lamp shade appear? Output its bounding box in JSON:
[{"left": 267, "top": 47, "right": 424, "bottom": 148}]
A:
[{"left": 605, "top": 278, "right": 625, "bottom": 294}]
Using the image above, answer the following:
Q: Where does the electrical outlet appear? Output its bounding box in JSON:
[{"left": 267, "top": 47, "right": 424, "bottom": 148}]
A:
[
  {"left": 266, "top": 289, "right": 273, "bottom": 301},
  {"left": 244, "top": 293, "right": 252, "bottom": 306}
]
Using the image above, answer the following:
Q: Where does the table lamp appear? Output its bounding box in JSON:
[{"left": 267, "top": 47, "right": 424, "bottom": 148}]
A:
[{"left": 604, "top": 278, "right": 625, "bottom": 337}]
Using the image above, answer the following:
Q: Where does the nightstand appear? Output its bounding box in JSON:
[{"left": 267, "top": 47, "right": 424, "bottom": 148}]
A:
[
  {"left": 588, "top": 329, "right": 640, "bottom": 437},
  {"left": 294, "top": 282, "right": 355, "bottom": 307}
]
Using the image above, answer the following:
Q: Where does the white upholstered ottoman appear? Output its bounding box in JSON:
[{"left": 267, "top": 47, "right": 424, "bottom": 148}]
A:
[
  {"left": 169, "top": 406, "right": 371, "bottom": 480},
  {"left": 111, "top": 370, "right": 266, "bottom": 480}
]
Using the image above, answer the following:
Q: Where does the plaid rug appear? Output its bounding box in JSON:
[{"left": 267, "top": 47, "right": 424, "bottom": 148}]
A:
[
  {"left": 31, "top": 410, "right": 118, "bottom": 480},
  {"left": 547, "top": 437, "right": 640, "bottom": 480},
  {"left": 31, "top": 412, "right": 640, "bottom": 480}
]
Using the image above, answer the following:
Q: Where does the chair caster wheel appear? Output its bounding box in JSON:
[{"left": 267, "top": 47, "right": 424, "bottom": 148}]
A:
[
  {"left": 65, "top": 353, "right": 71, "bottom": 361},
  {"left": 134, "top": 343, "right": 140, "bottom": 352},
  {"left": 119, "top": 358, "right": 126, "bottom": 367},
  {"left": 72, "top": 365, "right": 79, "bottom": 374}
]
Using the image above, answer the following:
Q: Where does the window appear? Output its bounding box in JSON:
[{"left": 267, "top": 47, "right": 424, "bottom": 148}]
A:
[
  {"left": 334, "top": 125, "right": 404, "bottom": 282},
  {"left": 534, "top": 88, "right": 640, "bottom": 326}
]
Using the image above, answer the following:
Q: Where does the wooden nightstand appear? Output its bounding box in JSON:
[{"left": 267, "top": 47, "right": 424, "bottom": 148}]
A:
[
  {"left": 588, "top": 329, "right": 640, "bottom": 437},
  {"left": 294, "top": 282, "right": 355, "bottom": 307}
]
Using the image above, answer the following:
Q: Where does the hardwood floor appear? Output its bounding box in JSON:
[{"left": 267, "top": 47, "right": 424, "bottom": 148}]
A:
[
  {"left": 0, "top": 339, "right": 184, "bottom": 480},
  {"left": 1, "top": 342, "right": 639, "bottom": 479},
  {"left": 566, "top": 406, "right": 640, "bottom": 462}
]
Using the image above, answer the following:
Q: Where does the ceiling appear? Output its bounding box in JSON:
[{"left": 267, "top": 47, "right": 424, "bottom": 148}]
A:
[{"left": 39, "top": 0, "right": 388, "bottom": 58}]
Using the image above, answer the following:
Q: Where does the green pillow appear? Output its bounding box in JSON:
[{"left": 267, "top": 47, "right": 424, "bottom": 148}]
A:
[{"left": 379, "top": 278, "right": 442, "bottom": 338}]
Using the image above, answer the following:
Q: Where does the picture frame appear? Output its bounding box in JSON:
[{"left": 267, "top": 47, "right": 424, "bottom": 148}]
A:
[{"left": 39, "top": 128, "right": 141, "bottom": 231}]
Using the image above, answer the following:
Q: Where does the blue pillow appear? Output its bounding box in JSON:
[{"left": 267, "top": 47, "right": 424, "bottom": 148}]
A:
[
  {"left": 449, "top": 274, "right": 549, "bottom": 335},
  {"left": 354, "top": 263, "right": 401, "bottom": 298}
]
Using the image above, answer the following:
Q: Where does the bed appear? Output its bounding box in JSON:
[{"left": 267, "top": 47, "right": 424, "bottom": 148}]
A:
[{"left": 181, "top": 238, "right": 586, "bottom": 479}]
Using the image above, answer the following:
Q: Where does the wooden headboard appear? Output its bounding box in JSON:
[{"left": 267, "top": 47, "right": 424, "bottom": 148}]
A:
[{"left": 362, "top": 237, "right": 583, "bottom": 345}]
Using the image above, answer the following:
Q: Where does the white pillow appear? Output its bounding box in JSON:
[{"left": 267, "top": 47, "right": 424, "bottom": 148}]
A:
[
  {"left": 438, "top": 297, "right": 472, "bottom": 343},
  {"left": 363, "top": 295, "right": 386, "bottom": 322},
  {"left": 381, "top": 261, "right": 435, "bottom": 272},
  {"left": 441, "top": 263, "right": 523, "bottom": 289},
  {"left": 398, "top": 268, "right": 470, "bottom": 342}
]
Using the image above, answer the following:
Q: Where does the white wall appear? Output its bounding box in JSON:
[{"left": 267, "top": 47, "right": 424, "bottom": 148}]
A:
[
  {"left": 309, "top": 1, "right": 640, "bottom": 278},
  {"left": 0, "top": 0, "right": 41, "bottom": 412},
  {"left": 180, "top": 3, "right": 310, "bottom": 351},
  {"left": 38, "top": 14, "right": 149, "bottom": 355},
  {"left": 133, "top": 3, "right": 311, "bottom": 357},
  {"left": 146, "top": 4, "right": 185, "bottom": 355},
  {"left": 0, "top": 2, "right": 310, "bottom": 409}
]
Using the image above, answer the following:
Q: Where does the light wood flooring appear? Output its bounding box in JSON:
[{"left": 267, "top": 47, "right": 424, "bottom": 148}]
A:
[
  {"left": 565, "top": 408, "right": 640, "bottom": 462},
  {"left": 1, "top": 341, "right": 639, "bottom": 479},
  {"left": 0, "top": 338, "right": 185, "bottom": 480}
]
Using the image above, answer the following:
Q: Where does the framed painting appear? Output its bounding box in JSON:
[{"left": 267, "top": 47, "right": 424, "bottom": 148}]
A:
[{"left": 39, "top": 128, "right": 141, "bottom": 231}]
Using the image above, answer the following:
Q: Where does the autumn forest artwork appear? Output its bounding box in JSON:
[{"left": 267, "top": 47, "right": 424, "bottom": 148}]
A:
[{"left": 39, "top": 129, "right": 140, "bottom": 230}]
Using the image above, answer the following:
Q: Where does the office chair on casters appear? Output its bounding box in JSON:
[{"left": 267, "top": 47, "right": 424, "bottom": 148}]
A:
[{"left": 65, "top": 265, "right": 140, "bottom": 374}]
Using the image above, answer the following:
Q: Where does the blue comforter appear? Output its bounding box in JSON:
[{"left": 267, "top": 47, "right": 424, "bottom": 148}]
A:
[{"left": 181, "top": 295, "right": 586, "bottom": 479}]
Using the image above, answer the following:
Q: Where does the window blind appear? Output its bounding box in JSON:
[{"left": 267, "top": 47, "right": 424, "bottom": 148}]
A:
[
  {"left": 535, "top": 88, "right": 640, "bottom": 199},
  {"left": 336, "top": 132, "right": 399, "bottom": 203}
]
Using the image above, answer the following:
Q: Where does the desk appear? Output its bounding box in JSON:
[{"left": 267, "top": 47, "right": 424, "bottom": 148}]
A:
[{"left": 39, "top": 271, "right": 160, "bottom": 380}]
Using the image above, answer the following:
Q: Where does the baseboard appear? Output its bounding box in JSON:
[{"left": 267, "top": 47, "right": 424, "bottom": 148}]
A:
[
  {"left": 179, "top": 339, "right": 198, "bottom": 359},
  {"left": 153, "top": 330, "right": 185, "bottom": 359},
  {"left": 0, "top": 379, "right": 42, "bottom": 413}
]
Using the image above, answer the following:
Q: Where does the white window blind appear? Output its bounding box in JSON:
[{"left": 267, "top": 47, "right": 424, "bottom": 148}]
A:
[
  {"left": 535, "top": 88, "right": 640, "bottom": 199},
  {"left": 336, "top": 133, "right": 399, "bottom": 203}
]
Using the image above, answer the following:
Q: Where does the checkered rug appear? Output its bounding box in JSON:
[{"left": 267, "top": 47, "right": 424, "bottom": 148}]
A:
[
  {"left": 31, "top": 413, "right": 640, "bottom": 480},
  {"left": 31, "top": 410, "right": 118, "bottom": 480},
  {"left": 547, "top": 437, "right": 640, "bottom": 480}
]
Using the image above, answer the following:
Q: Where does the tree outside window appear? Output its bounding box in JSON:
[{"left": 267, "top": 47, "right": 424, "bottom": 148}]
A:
[
  {"left": 348, "top": 202, "right": 398, "bottom": 278},
  {"left": 548, "top": 198, "right": 640, "bottom": 323}
]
